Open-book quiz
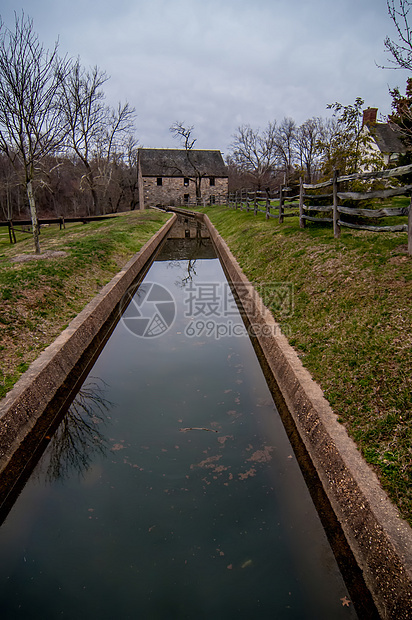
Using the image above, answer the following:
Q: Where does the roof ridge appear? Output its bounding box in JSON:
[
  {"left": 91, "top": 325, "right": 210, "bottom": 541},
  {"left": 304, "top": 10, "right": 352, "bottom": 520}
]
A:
[{"left": 138, "top": 147, "right": 222, "bottom": 152}]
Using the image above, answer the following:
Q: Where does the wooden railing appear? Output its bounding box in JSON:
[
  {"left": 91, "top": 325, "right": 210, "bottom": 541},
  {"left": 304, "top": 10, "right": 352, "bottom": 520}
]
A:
[
  {"left": 227, "top": 163, "right": 412, "bottom": 255},
  {"left": 0, "top": 214, "right": 124, "bottom": 244},
  {"left": 227, "top": 188, "right": 299, "bottom": 222}
]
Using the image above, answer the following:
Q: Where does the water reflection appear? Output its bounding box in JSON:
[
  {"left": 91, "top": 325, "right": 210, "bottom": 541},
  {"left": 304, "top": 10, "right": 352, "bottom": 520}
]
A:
[
  {"left": 169, "top": 258, "right": 198, "bottom": 287},
  {"left": 37, "top": 378, "right": 112, "bottom": 483},
  {"left": 158, "top": 224, "right": 215, "bottom": 287}
]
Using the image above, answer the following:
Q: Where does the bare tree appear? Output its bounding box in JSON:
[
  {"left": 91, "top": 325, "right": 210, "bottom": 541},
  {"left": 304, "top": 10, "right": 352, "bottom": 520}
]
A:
[
  {"left": 383, "top": 0, "right": 412, "bottom": 70},
  {"left": 315, "top": 117, "right": 341, "bottom": 177},
  {"left": 0, "top": 13, "right": 70, "bottom": 253},
  {"left": 294, "top": 118, "right": 324, "bottom": 183},
  {"left": 229, "top": 123, "right": 278, "bottom": 189},
  {"left": 0, "top": 154, "right": 20, "bottom": 220},
  {"left": 97, "top": 101, "right": 136, "bottom": 212},
  {"left": 273, "top": 118, "right": 297, "bottom": 185},
  {"left": 60, "top": 60, "right": 108, "bottom": 214},
  {"left": 122, "top": 135, "right": 139, "bottom": 210},
  {"left": 61, "top": 61, "right": 136, "bottom": 215},
  {"left": 170, "top": 121, "right": 205, "bottom": 200}
]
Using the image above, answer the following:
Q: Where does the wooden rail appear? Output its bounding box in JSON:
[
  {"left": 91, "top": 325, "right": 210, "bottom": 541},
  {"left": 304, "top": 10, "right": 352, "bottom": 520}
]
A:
[
  {"left": 0, "top": 214, "right": 126, "bottom": 244},
  {"left": 227, "top": 187, "right": 299, "bottom": 222},
  {"left": 227, "top": 162, "right": 412, "bottom": 255},
  {"left": 301, "top": 164, "right": 411, "bottom": 252}
]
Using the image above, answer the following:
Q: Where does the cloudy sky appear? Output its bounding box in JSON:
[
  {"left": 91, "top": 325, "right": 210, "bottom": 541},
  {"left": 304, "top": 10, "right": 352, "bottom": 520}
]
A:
[{"left": 0, "top": 0, "right": 410, "bottom": 154}]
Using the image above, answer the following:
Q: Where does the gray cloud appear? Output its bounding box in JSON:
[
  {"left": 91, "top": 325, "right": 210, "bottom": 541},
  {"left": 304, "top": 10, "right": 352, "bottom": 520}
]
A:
[{"left": 0, "top": 0, "right": 409, "bottom": 151}]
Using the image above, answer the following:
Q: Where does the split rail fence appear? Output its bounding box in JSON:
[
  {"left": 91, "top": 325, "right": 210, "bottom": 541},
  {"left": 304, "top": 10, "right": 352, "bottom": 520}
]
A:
[
  {"left": 0, "top": 214, "right": 125, "bottom": 245},
  {"left": 227, "top": 162, "right": 412, "bottom": 255}
]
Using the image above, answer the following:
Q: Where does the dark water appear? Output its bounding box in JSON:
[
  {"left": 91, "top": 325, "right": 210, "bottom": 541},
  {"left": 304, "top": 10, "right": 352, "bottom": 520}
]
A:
[{"left": 0, "top": 231, "right": 359, "bottom": 619}]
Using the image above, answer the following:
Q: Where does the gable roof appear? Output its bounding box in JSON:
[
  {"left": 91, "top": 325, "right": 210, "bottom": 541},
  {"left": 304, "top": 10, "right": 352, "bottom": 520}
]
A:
[
  {"left": 367, "top": 123, "right": 407, "bottom": 154},
  {"left": 138, "top": 148, "right": 228, "bottom": 177}
]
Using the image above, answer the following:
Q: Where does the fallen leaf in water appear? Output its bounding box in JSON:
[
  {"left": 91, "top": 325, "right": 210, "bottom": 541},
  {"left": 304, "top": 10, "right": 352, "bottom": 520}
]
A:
[
  {"left": 218, "top": 435, "right": 234, "bottom": 446},
  {"left": 340, "top": 597, "right": 351, "bottom": 607},
  {"left": 214, "top": 465, "right": 229, "bottom": 473},
  {"left": 238, "top": 468, "right": 257, "bottom": 480},
  {"left": 247, "top": 446, "right": 274, "bottom": 463},
  {"left": 112, "top": 443, "right": 125, "bottom": 451},
  {"left": 227, "top": 564, "right": 233, "bottom": 570},
  {"left": 191, "top": 455, "right": 222, "bottom": 470},
  {"left": 241, "top": 559, "right": 253, "bottom": 569}
]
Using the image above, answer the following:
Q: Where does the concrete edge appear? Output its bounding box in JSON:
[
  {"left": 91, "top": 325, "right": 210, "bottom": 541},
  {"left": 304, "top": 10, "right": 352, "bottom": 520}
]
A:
[
  {"left": 202, "top": 213, "right": 412, "bottom": 619},
  {"left": 0, "top": 213, "right": 176, "bottom": 473}
]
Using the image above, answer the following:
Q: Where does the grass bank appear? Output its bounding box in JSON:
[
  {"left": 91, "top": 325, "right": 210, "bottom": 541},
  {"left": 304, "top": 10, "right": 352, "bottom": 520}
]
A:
[
  {"left": 202, "top": 205, "right": 412, "bottom": 525},
  {"left": 0, "top": 210, "right": 170, "bottom": 399}
]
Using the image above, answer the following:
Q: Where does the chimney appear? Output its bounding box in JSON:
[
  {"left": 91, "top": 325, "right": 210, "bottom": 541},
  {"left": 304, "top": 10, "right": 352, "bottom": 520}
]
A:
[{"left": 362, "top": 107, "right": 378, "bottom": 127}]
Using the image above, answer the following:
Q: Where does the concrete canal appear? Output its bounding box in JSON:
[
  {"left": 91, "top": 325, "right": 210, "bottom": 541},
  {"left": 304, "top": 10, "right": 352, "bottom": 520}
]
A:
[{"left": 0, "top": 219, "right": 375, "bottom": 618}]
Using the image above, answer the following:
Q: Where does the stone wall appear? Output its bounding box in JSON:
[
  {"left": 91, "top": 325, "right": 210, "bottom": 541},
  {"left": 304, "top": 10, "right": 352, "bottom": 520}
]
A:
[{"left": 140, "top": 176, "right": 228, "bottom": 207}]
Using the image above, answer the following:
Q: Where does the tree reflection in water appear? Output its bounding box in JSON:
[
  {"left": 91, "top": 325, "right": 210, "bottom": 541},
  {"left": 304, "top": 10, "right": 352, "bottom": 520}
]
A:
[
  {"left": 170, "top": 258, "right": 198, "bottom": 287},
  {"left": 38, "top": 378, "right": 113, "bottom": 483}
]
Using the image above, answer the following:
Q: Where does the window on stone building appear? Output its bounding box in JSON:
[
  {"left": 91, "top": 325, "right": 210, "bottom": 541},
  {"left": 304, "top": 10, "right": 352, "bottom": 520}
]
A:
[
  {"left": 183, "top": 178, "right": 189, "bottom": 186},
  {"left": 157, "top": 177, "right": 162, "bottom": 186},
  {"left": 210, "top": 195, "right": 216, "bottom": 205},
  {"left": 184, "top": 194, "right": 189, "bottom": 203},
  {"left": 209, "top": 177, "right": 215, "bottom": 186}
]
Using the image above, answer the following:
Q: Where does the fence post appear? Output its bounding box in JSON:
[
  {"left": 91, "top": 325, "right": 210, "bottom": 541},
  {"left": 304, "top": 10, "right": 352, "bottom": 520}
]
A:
[
  {"left": 8, "top": 220, "right": 16, "bottom": 244},
  {"left": 408, "top": 196, "right": 412, "bottom": 255},
  {"left": 279, "top": 185, "right": 284, "bottom": 223},
  {"left": 333, "top": 169, "right": 341, "bottom": 238},
  {"left": 246, "top": 190, "right": 250, "bottom": 212},
  {"left": 299, "top": 177, "right": 306, "bottom": 228},
  {"left": 254, "top": 191, "right": 257, "bottom": 216}
]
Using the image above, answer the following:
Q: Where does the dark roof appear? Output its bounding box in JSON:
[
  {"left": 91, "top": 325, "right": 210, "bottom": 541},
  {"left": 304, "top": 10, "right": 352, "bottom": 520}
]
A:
[
  {"left": 368, "top": 123, "right": 407, "bottom": 154},
  {"left": 138, "top": 148, "right": 228, "bottom": 177}
]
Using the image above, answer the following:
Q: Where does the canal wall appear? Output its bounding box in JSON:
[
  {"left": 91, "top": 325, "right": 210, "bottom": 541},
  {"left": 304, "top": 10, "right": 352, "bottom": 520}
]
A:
[
  {"left": 203, "top": 213, "right": 412, "bottom": 620},
  {"left": 0, "top": 214, "right": 176, "bottom": 479}
]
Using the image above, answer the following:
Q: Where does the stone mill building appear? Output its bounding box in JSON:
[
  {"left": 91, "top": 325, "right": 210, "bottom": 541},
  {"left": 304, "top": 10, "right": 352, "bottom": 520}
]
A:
[{"left": 137, "top": 148, "right": 228, "bottom": 208}]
